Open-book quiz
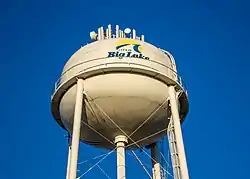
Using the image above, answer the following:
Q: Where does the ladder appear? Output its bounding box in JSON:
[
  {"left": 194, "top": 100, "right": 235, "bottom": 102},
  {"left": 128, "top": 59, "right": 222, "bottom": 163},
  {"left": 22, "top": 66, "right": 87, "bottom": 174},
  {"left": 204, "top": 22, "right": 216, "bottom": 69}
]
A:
[{"left": 167, "top": 118, "right": 182, "bottom": 179}]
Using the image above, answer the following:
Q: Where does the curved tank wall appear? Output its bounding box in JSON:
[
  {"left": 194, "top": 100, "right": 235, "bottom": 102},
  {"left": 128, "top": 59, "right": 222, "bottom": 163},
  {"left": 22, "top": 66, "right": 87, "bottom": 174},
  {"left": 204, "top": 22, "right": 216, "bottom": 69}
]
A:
[
  {"left": 60, "top": 73, "right": 172, "bottom": 148},
  {"left": 51, "top": 38, "right": 188, "bottom": 149},
  {"left": 59, "top": 38, "right": 178, "bottom": 86}
]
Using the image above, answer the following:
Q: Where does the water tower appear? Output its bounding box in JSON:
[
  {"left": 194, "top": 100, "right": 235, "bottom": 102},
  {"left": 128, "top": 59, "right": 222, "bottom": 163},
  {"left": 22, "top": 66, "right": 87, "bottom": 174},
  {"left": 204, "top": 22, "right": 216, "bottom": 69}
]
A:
[{"left": 51, "top": 24, "right": 189, "bottom": 179}]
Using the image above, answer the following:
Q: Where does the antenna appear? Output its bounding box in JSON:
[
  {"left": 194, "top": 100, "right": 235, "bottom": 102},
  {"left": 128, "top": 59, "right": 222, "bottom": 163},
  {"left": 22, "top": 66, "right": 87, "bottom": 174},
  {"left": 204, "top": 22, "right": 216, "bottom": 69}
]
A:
[
  {"left": 141, "top": 35, "right": 145, "bottom": 42},
  {"left": 132, "top": 29, "right": 136, "bottom": 39},
  {"left": 108, "top": 24, "right": 112, "bottom": 38},
  {"left": 124, "top": 28, "right": 131, "bottom": 34},
  {"left": 90, "top": 31, "right": 97, "bottom": 41},
  {"left": 119, "top": 30, "right": 122, "bottom": 38},
  {"left": 91, "top": 25, "right": 146, "bottom": 41},
  {"left": 124, "top": 28, "right": 131, "bottom": 38},
  {"left": 97, "top": 28, "right": 101, "bottom": 40},
  {"left": 116, "top": 25, "right": 119, "bottom": 38},
  {"left": 100, "top": 26, "right": 104, "bottom": 40},
  {"left": 106, "top": 28, "right": 108, "bottom": 39}
]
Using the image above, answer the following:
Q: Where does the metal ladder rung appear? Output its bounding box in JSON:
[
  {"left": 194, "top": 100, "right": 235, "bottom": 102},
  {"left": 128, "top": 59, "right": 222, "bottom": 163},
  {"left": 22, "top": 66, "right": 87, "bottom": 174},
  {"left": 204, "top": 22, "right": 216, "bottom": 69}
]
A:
[{"left": 168, "top": 120, "right": 182, "bottom": 179}]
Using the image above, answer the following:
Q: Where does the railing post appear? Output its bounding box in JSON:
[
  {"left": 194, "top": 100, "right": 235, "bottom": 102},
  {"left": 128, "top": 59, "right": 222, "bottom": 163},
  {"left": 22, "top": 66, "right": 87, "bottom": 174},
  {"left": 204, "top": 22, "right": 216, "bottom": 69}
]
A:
[
  {"left": 179, "top": 77, "right": 182, "bottom": 86},
  {"left": 54, "top": 82, "right": 57, "bottom": 92}
]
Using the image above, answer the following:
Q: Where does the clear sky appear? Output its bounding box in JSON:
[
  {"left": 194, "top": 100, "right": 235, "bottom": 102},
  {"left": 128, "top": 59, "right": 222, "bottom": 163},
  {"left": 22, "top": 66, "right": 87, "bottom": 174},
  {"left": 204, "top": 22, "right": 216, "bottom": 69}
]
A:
[{"left": 1, "top": 0, "right": 250, "bottom": 178}]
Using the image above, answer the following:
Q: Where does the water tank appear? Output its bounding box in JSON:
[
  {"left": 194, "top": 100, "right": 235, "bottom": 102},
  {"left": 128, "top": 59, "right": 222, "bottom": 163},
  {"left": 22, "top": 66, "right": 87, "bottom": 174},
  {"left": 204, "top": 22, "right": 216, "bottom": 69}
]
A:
[{"left": 51, "top": 25, "right": 188, "bottom": 149}]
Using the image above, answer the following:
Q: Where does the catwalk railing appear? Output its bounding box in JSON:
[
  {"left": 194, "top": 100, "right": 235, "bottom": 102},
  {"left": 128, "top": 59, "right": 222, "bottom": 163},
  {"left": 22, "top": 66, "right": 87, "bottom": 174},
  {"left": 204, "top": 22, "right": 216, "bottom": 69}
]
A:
[{"left": 51, "top": 57, "right": 188, "bottom": 98}]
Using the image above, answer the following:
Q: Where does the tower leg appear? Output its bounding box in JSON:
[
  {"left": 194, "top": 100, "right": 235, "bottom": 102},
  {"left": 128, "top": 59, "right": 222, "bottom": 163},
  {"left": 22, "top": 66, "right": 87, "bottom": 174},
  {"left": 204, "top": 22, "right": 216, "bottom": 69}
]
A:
[
  {"left": 66, "top": 133, "right": 72, "bottom": 179},
  {"left": 68, "top": 79, "right": 84, "bottom": 179},
  {"left": 66, "top": 145, "right": 72, "bottom": 179},
  {"left": 151, "top": 143, "right": 161, "bottom": 179},
  {"left": 115, "top": 135, "right": 128, "bottom": 179},
  {"left": 168, "top": 86, "right": 189, "bottom": 179}
]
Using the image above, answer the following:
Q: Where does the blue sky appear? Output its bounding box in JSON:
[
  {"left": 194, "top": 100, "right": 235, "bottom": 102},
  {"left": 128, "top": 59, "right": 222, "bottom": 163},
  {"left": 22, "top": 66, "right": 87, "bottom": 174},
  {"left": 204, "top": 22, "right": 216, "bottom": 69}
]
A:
[{"left": 1, "top": 0, "right": 250, "bottom": 178}]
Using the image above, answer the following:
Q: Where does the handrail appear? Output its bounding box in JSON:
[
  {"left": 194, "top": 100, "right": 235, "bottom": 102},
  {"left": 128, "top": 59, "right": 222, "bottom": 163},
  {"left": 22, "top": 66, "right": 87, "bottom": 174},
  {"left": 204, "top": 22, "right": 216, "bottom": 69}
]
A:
[{"left": 51, "top": 58, "right": 187, "bottom": 97}]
